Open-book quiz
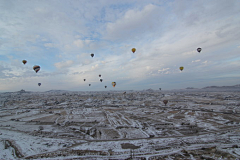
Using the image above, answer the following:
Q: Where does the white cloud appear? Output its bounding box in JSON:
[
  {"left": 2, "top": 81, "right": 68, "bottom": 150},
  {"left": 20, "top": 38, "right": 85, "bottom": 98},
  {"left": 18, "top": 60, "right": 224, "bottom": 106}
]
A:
[
  {"left": 54, "top": 60, "right": 74, "bottom": 69},
  {"left": 202, "top": 60, "right": 208, "bottom": 64},
  {"left": 192, "top": 59, "right": 201, "bottom": 63},
  {"left": 91, "top": 64, "right": 99, "bottom": 70},
  {"left": 44, "top": 43, "right": 56, "bottom": 48},
  {"left": 158, "top": 68, "right": 170, "bottom": 72},
  {"left": 104, "top": 4, "right": 162, "bottom": 40}
]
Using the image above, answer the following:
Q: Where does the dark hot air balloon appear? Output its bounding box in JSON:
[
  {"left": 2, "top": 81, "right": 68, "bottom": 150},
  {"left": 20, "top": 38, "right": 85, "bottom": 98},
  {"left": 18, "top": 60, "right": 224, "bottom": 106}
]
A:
[
  {"left": 22, "top": 60, "right": 27, "bottom": 65},
  {"left": 38, "top": 83, "right": 41, "bottom": 86},
  {"left": 197, "top": 48, "right": 202, "bottom": 53},
  {"left": 163, "top": 100, "right": 168, "bottom": 106},
  {"left": 91, "top": 53, "right": 94, "bottom": 57},
  {"left": 33, "top": 65, "right": 40, "bottom": 73}
]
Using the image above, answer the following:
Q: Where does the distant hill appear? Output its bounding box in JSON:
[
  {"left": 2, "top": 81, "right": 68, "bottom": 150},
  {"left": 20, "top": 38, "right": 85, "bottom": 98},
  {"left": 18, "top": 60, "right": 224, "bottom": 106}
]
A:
[
  {"left": 201, "top": 84, "right": 240, "bottom": 91},
  {"left": 186, "top": 87, "right": 198, "bottom": 89},
  {"left": 145, "top": 89, "right": 154, "bottom": 92},
  {"left": 45, "top": 90, "right": 70, "bottom": 93},
  {"left": 202, "top": 84, "right": 240, "bottom": 89}
]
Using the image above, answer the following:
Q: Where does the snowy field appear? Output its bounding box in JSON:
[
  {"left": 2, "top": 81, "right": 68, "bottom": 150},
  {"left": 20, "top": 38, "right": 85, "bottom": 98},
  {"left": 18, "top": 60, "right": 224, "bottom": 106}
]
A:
[{"left": 0, "top": 89, "right": 240, "bottom": 159}]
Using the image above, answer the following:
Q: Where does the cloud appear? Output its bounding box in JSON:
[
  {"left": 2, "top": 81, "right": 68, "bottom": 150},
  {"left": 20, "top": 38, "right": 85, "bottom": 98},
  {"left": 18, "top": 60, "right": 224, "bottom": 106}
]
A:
[
  {"left": 192, "top": 59, "right": 201, "bottom": 63},
  {"left": 44, "top": 43, "right": 57, "bottom": 48},
  {"left": 104, "top": 4, "right": 162, "bottom": 40},
  {"left": 54, "top": 60, "right": 74, "bottom": 69}
]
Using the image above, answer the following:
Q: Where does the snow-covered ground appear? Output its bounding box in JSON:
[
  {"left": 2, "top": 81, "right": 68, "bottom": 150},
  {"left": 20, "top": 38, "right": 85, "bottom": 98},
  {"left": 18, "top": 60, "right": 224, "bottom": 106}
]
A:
[{"left": 0, "top": 89, "right": 240, "bottom": 159}]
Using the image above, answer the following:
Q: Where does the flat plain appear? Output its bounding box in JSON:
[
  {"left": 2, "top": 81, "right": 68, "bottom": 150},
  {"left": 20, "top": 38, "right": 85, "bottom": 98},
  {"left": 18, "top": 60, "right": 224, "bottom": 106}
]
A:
[{"left": 0, "top": 89, "right": 240, "bottom": 159}]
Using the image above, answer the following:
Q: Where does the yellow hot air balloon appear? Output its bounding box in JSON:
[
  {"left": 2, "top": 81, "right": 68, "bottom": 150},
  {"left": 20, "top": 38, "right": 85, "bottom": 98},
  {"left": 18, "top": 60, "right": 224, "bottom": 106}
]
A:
[
  {"left": 22, "top": 60, "right": 27, "bottom": 65},
  {"left": 132, "top": 48, "right": 136, "bottom": 53},
  {"left": 179, "top": 66, "right": 184, "bottom": 71},
  {"left": 112, "top": 82, "right": 116, "bottom": 87}
]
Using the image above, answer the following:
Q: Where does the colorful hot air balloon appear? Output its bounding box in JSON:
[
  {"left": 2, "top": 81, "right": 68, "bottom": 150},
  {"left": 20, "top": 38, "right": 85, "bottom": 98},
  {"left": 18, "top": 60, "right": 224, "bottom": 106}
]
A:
[
  {"left": 91, "top": 53, "right": 94, "bottom": 57},
  {"left": 33, "top": 65, "right": 40, "bottom": 73},
  {"left": 22, "top": 60, "right": 27, "bottom": 65},
  {"left": 163, "top": 100, "right": 168, "bottom": 106},
  {"left": 179, "top": 66, "right": 184, "bottom": 71},
  {"left": 132, "top": 48, "right": 136, "bottom": 53},
  {"left": 112, "top": 82, "right": 116, "bottom": 87},
  {"left": 197, "top": 48, "right": 202, "bottom": 53},
  {"left": 38, "top": 83, "right": 41, "bottom": 86},
  {"left": 100, "top": 79, "right": 103, "bottom": 82}
]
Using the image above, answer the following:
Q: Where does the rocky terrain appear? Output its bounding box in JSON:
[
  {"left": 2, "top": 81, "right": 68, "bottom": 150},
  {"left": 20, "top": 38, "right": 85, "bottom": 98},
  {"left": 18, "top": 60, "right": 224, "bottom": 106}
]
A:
[{"left": 0, "top": 88, "right": 240, "bottom": 159}]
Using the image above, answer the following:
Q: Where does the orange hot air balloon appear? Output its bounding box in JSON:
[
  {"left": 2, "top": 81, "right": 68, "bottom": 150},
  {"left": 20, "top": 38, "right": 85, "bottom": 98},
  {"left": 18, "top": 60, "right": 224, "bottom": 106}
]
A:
[
  {"left": 132, "top": 48, "right": 136, "bottom": 53},
  {"left": 112, "top": 82, "right": 116, "bottom": 87}
]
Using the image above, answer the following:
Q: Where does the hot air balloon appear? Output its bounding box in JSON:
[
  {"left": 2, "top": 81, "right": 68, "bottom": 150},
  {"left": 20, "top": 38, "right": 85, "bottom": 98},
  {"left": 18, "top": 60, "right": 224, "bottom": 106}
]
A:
[
  {"left": 33, "top": 65, "right": 40, "bottom": 73},
  {"left": 163, "top": 100, "right": 168, "bottom": 106},
  {"left": 99, "top": 74, "right": 101, "bottom": 77},
  {"left": 89, "top": 84, "right": 91, "bottom": 86},
  {"left": 100, "top": 79, "right": 103, "bottom": 82},
  {"left": 112, "top": 82, "right": 116, "bottom": 87},
  {"left": 197, "top": 48, "right": 202, "bottom": 53},
  {"left": 22, "top": 60, "right": 27, "bottom": 65},
  {"left": 132, "top": 48, "right": 136, "bottom": 53},
  {"left": 105, "top": 86, "right": 107, "bottom": 88},
  {"left": 38, "top": 83, "right": 41, "bottom": 86},
  {"left": 159, "top": 88, "right": 161, "bottom": 90},
  {"left": 84, "top": 79, "right": 86, "bottom": 81},
  {"left": 179, "top": 66, "right": 184, "bottom": 71},
  {"left": 91, "top": 53, "right": 94, "bottom": 57}
]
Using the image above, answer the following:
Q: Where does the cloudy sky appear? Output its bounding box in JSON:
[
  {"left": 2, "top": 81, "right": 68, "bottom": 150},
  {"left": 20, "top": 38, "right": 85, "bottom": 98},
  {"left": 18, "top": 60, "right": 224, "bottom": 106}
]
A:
[{"left": 0, "top": 0, "right": 240, "bottom": 92}]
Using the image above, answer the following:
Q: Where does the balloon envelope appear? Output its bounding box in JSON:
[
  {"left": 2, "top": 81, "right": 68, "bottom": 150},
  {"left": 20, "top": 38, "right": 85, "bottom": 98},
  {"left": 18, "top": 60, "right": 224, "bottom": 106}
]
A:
[
  {"left": 132, "top": 48, "right": 136, "bottom": 53},
  {"left": 84, "top": 79, "right": 86, "bottom": 81},
  {"left": 22, "top": 60, "right": 27, "bottom": 65},
  {"left": 179, "top": 66, "right": 184, "bottom": 71},
  {"left": 112, "top": 82, "right": 116, "bottom": 87},
  {"left": 38, "top": 83, "right": 41, "bottom": 86},
  {"left": 163, "top": 100, "right": 168, "bottom": 105},
  {"left": 91, "top": 53, "right": 94, "bottom": 57},
  {"left": 33, "top": 65, "right": 40, "bottom": 73},
  {"left": 105, "top": 86, "right": 107, "bottom": 88},
  {"left": 100, "top": 79, "right": 103, "bottom": 82},
  {"left": 197, "top": 48, "right": 202, "bottom": 53}
]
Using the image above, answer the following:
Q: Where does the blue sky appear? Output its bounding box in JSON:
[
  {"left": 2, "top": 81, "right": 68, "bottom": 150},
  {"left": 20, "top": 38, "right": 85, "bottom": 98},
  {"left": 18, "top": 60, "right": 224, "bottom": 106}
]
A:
[{"left": 0, "top": 0, "right": 240, "bottom": 92}]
